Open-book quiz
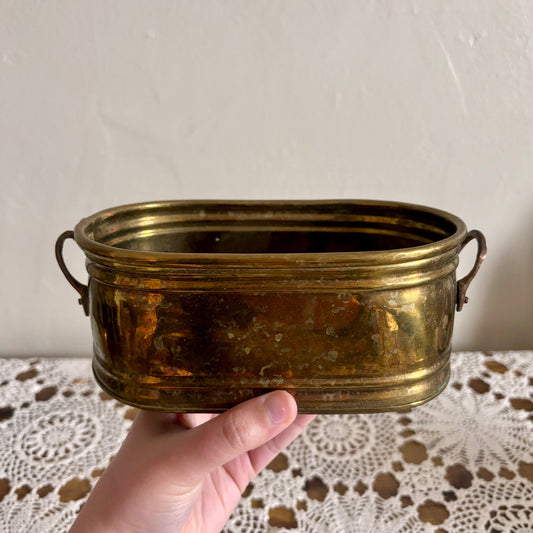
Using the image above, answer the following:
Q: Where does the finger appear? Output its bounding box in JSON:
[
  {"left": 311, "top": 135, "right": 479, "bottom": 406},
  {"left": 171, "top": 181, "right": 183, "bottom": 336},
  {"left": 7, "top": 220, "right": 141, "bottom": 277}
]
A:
[
  {"left": 248, "top": 414, "right": 316, "bottom": 474},
  {"left": 131, "top": 411, "right": 179, "bottom": 435},
  {"left": 175, "top": 412, "right": 217, "bottom": 429},
  {"left": 168, "top": 390, "right": 297, "bottom": 483},
  {"left": 129, "top": 411, "right": 217, "bottom": 437}
]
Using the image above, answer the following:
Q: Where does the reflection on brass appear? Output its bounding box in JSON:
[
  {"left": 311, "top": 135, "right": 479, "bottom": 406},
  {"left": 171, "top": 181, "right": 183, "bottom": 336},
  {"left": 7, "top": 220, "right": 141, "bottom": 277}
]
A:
[{"left": 56, "top": 200, "right": 486, "bottom": 413}]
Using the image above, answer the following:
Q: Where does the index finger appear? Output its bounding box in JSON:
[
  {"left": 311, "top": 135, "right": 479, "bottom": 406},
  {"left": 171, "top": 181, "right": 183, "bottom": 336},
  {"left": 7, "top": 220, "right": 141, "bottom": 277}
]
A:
[{"left": 175, "top": 412, "right": 218, "bottom": 429}]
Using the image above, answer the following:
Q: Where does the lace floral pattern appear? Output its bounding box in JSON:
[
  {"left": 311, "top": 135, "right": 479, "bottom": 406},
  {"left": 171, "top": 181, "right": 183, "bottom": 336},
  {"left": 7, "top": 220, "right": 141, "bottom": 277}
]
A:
[
  {"left": 0, "top": 352, "right": 532, "bottom": 532},
  {"left": 0, "top": 359, "right": 134, "bottom": 533}
]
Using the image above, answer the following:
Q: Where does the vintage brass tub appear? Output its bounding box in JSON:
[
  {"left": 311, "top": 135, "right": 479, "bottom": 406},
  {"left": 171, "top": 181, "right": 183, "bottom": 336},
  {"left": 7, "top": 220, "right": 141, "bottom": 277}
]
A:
[{"left": 56, "top": 200, "right": 486, "bottom": 413}]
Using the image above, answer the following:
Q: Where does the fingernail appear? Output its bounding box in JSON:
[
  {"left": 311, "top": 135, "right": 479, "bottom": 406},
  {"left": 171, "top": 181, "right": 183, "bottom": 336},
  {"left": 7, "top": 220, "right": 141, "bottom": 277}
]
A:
[{"left": 264, "top": 392, "right": 292, "bottom": 425}]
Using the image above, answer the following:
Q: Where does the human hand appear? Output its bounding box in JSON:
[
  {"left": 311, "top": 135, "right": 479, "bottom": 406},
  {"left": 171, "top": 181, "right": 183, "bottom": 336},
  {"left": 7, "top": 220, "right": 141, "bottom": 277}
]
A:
[{"left": 70, "top": 391, "right": 314, "bottom": 533}]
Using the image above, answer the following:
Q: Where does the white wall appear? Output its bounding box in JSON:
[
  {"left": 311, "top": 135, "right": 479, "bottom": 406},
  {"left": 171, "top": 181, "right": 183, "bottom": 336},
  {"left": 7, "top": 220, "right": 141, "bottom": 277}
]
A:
[{"left": 1, "top": 1, "right": 532, "bottom": 356}]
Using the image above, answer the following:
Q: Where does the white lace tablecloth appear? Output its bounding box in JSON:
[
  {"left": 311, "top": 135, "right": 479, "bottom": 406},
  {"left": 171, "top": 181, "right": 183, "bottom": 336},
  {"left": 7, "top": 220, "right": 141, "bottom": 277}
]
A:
[{"left": 0, "top": 352, "right": 532, "bottom": 532}]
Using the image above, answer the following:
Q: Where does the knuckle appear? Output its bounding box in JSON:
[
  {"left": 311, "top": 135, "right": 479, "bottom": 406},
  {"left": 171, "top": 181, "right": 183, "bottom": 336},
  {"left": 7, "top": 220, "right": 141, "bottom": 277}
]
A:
[{"left": 220, "top": 411, "right": 251, "bottom": 453}]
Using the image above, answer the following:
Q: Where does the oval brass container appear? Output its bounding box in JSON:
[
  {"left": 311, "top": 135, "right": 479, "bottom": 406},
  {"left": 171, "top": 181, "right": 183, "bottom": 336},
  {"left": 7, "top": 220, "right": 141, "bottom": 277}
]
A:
[{"left": 56, "top": 200, "right": 486, "bottom": 413}]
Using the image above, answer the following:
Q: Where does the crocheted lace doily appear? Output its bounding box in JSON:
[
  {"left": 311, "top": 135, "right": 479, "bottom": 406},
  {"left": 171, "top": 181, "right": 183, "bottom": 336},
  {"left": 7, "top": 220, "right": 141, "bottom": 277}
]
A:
[{"left": 0, "top": 352, "right": 531, "bottom": 532}]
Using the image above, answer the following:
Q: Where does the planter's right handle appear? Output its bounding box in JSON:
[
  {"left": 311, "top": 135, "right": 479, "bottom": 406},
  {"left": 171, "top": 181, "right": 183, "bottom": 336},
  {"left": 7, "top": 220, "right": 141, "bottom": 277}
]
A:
[
  {"left": 55, "top": 230, "right": 89, "bottom": 316},
  {"left": 457, "top": 230, "right": 487, "bottom": 311}
]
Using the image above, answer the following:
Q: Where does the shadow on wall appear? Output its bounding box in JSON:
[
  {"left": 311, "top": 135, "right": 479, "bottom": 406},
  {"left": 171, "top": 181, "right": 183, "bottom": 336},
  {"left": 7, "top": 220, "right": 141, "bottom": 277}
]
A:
[{"left": 467, "top": 209, "right": 533, "bottom": 351}]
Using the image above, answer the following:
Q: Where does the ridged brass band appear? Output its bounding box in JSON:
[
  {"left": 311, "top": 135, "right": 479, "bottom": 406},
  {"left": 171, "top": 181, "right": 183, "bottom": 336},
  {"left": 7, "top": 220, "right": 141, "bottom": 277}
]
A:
[
  {"left": 85, "top": 249, "right": 459, "bottom": 292},
  {"left": 92, "top": 350, "right": 451, "bottom": 414}
]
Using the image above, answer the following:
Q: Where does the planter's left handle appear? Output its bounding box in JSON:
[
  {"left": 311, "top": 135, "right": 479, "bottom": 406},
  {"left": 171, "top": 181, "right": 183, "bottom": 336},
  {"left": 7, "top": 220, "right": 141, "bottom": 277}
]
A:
[{"left": 55, "top": 230, "right": 89, "bottom": 316}]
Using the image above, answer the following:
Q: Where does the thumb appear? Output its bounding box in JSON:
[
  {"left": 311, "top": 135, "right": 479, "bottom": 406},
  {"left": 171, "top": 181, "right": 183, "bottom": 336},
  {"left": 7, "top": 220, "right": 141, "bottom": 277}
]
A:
[{"left": 170, "top": 390, "right": 297, "bottom": 483}]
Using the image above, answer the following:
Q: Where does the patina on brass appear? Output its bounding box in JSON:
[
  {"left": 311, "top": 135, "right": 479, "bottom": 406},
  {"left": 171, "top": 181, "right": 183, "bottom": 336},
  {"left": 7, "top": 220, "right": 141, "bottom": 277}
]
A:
[{"left": 55, "top": 200, "right": 486, "bottom": 413}]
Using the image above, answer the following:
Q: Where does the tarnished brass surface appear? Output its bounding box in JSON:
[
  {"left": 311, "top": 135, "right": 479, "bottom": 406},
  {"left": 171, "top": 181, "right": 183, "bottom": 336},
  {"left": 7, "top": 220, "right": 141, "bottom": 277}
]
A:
[{"left": 56, "top": 200, "right": 486, "bottom": 413}]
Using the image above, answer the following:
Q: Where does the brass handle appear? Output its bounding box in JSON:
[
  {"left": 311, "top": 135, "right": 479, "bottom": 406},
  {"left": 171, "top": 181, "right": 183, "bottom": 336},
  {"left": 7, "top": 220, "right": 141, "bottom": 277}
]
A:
[
  {"left": 457, "top": 230, "right": 487, "bottom": 311},
  {"left": 55, "top": 230, "right": 89, "bottom": 316}
]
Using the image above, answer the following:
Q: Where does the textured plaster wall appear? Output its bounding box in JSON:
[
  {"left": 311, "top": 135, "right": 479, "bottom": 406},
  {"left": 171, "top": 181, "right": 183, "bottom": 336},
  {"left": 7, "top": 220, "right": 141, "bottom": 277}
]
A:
[{"left": 1, "top": 1, "right": 532, "bottom": 355}]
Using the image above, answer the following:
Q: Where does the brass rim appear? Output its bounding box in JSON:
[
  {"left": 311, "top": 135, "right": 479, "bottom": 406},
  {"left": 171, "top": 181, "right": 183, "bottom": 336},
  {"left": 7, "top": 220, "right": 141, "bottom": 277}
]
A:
[{"left": 73, "top": 199, "right": 468, "bottom": 267}]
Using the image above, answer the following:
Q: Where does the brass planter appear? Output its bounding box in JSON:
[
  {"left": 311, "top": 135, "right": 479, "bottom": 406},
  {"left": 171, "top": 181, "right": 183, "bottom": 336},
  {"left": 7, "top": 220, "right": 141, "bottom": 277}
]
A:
[{"left": 56, "top": 200, "right": 486, "bottom": 413}]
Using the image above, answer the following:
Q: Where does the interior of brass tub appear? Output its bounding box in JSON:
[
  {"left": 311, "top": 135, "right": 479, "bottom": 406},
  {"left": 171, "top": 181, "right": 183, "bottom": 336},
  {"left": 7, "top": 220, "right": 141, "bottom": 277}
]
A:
[{"left": 82, "top": 202, "right": 459, "bottom": 255}]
